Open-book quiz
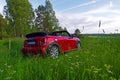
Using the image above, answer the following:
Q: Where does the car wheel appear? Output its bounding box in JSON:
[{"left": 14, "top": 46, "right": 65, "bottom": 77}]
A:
[
  {"left": 48, "top": 45, "right": 59, "bottom": 58},
  {"left": 77, "top": 42, "right": 81, "bottom": 50}
]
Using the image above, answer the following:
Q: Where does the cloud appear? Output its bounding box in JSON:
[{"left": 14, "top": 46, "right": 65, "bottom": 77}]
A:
[
  {"left": 56, "top": 4, "right": 120, "bottom": 34},
  {"left": 109, "top": 0, "right": 113, "bottom": 8},
  {"left": 60, "top": 0, "right": 97, "bottom": 13},
  {"left": 81, "top": 4, "right": 111, "bottom": 15}
]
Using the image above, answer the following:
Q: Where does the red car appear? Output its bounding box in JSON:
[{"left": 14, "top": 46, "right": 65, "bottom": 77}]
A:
[{"left": 22, "top": 31, "right": 80, "bottom": 58}]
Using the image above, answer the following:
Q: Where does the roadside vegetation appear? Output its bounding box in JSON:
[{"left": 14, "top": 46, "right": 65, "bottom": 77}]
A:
[{"left": 0, "top": 37, "right": 120, "bottom": 80}]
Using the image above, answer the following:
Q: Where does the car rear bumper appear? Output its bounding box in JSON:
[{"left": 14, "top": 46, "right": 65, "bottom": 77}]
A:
[{"left": 22, "top": 46, "right": 46, "bottom": 56}]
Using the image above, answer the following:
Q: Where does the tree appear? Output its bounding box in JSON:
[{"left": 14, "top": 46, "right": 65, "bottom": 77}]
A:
[
  {"left": 5, "top": 0, "right": 34, "bottom": 37},
  {"left": 0, "top": 14, "right": 7, "bottom": 39},
  {"left": 58, "top": 26, "right": 64, "bottom": 31},
  {"left": 63, "top": 27, "right": 67, "bottom": 31},
  {"left": 3, "top": 6, "right": 14, "bottom": 37},
  {"left": 45, "top": 0, "right": 59, "bottom": 32},
  {"left": 35, "top": 0, "right": 59, "bottom": 33},
  {"left": 35, "top": 5, "right": 46, "bottom": 31},
  {"left": 75, "top": 28, "right": 80, "bottom": 37}
]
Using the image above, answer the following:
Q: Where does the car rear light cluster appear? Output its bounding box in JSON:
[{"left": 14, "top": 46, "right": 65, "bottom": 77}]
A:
[
  {"left": 40, "top": 38, "right": 46, "bottom": 46},
  {"left": 24, "top": 38, "right": 46, "bottom": 47}
]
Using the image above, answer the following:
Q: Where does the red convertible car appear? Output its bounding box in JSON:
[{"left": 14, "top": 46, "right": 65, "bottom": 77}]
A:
[{"left": 22, "top": 31, "right": 80, "bottom": 58}]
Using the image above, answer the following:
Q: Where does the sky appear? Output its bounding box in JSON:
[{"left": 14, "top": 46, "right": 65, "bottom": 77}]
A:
[{"left": 0, "top": 0, "right": 120, "bottom": 34}]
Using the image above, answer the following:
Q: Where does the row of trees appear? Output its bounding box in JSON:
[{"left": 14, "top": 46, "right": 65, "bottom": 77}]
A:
[
  {"left": 0, "top": 0, "right": 65, "bottom": 39},
  {"left": 0, "top": 0, "right": 80, "bottom": 39}
]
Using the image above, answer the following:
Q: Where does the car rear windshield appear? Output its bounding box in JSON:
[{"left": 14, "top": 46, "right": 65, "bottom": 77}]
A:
[{"left": 26, "top": 32, "right": 47, "bottom": 38}]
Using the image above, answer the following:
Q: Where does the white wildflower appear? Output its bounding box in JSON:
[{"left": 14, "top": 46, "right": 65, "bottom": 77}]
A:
[
  {"left": 107, "top": 70, "right": 113, "bottom": 74},
  {"left": 70, "top": 67, "right": 73, "bottom": 70},
  {"left": 75, "top": 55, "right": 79, "bottom": 58},
  {"left": 91, "top": 66, "right": 95, "bottom": 69},
  {"left": 5, "top": 77, "right": 12, "bottom": 80},
  {"left": 71, "top": 63, "right": 74, "bottom": 65},
  {"left": 93, "top": 71, "right": 98, "bottom": 74},
  {"left": 8, "top": 65, "right": 11, "bottom": 68},
  {"left": 13, "top": 71, "right": 16, "bottom": 74},
  {"left": 4, "top": 63, "right": 7, "bottom": 66},
  {"left": 0, "top": 69, "right": 4, "bottom": 73},
  {"left": 65, "top": 54, "right": 68, "bottom": 57}
]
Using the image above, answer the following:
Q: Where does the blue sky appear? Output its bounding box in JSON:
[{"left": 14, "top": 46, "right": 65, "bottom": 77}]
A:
[{"left": 0, "top": 0, "right": 120, "bottom": 33}]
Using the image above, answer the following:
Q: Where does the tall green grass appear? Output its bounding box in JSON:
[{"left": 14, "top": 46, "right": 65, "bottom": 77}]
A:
[{"left": 0, "top": 37, "right": 120, "bottom": 80}]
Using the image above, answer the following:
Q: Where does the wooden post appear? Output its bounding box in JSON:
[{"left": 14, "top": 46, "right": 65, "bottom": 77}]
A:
[{"left": 9, "top": 38, "right": 11, "bottom": 50}]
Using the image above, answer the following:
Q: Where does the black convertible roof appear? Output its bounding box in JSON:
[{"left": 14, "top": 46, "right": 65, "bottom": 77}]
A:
[
  {"left": 26, "top": 32, "right": 47, "bottom": 38},
  {"left": 26, "top": 31, "right": 71, "bottom": 38},
  {"left": 50, "top": 30, "right": 71, "bottom": 36}
]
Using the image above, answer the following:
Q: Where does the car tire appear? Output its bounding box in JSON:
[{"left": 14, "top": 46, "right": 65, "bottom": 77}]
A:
[
  {"left": 77, "top": 42, "right": 81, "bottom": 50},
  {"left": 47, "top": 45, "right": 60, "bottom": 58}
]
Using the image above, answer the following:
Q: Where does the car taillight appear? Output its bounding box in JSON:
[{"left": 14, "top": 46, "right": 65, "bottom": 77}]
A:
[{"left": 40, "top": 38, "right": 46, "bottom": 46}]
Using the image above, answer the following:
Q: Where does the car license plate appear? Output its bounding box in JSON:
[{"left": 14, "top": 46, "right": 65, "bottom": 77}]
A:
[{"left": 28, "top": 41, "right": 35, "bottom": 45}]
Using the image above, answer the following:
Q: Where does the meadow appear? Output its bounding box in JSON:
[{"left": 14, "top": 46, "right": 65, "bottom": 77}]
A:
[{"left": 0, "top": 36, "right": 120, "bottom": 80}]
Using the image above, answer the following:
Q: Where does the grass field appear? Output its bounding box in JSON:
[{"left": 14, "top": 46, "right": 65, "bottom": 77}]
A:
[{"left": 0, "top": 37, "right": 120, "bottom": 80}]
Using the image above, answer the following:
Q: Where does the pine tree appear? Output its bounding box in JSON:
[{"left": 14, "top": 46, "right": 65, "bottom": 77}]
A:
[
  {"left": 35, "top": 5, "right": 46, "bottom": 31},
  {"left": 35, "top": 0, "right": 59, "bottom": 33},
  {"left": 45, "top": 0, "right": 59, "bottom": 32}
]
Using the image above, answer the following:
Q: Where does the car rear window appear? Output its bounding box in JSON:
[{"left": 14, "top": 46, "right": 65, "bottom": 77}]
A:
[{"left": 26, "top": 32, "right": 47, "bottom": 38}]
